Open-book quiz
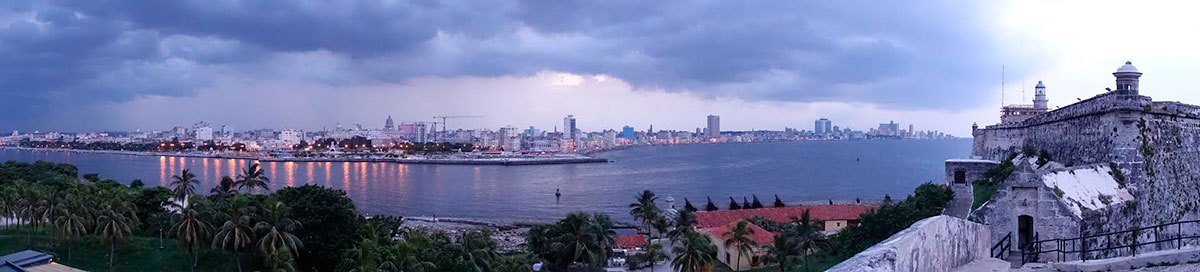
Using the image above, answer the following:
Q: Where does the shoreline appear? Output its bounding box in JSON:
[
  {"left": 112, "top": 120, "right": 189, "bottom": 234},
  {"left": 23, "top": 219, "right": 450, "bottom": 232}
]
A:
[{"left": 0, "top": 146, "right": 608, "bottom": 166}]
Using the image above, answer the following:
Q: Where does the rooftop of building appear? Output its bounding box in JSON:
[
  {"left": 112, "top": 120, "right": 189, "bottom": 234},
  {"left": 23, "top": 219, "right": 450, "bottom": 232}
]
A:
[
  {"left": 702, "top": 220, "right": 775, "bottom": 245},
  {"left": 1116, "top": 61, "right": 1140, "bottom": 73},
  {"left": 694, "top": 204, "right": 877, "bottom": 228},
  {"left": 615, "top": 234, "right": 646, "bottom": 249}
]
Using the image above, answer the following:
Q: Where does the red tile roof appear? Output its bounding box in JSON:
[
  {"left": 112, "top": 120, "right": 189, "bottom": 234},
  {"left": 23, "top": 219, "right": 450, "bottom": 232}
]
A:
[
  {"left": 615, "top": 234, "right": 646, "bottom": 249},
  {"left": 694, "top": 204, "right": 878, "bottom": 228},
  {"left": 704, "top": 220, "right": 775, "bottom": 245}
]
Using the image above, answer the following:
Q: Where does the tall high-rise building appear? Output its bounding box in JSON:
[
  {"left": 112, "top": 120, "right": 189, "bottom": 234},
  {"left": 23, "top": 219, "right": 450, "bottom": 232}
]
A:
[
  {"left": 706, "top": 115, "right": 720, "bottom": 138},
  {"left": 562, "top": 115, "right": 577, "bottom": 141},
  {"left": 193, "top": 122, "right": 213, "bottom": 141},
  {"left": 814, "top": 118, "right": 832, "bottom": 134},
  {"left": 622, "top": 126, "right": 635, "bottom": 140}
]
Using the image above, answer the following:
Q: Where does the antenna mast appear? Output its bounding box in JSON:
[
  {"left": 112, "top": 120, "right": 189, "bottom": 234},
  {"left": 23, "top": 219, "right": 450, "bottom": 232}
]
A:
[{"left": 1001, "top": 65, "right": 1005, "bottom": 108}]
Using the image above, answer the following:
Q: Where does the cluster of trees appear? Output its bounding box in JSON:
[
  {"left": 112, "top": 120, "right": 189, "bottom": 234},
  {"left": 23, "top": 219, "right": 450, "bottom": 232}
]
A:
[
  {"left": 18, "top": 139, "right": 169, "bottom": 152},
  {"left": 0, "top": 160, "right": 364, "bottom": 271},
  {"left": 828, "top": 183, "right": 953, "bottom": 258},
  {"left": 337, "top": 216, "right": 531, "bottom": 272},
  {"left": 16, "top": 138, "right": 256, "bottom": 153}
]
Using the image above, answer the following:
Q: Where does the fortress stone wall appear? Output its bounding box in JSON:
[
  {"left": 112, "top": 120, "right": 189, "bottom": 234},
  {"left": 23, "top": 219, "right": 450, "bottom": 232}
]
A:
[
  {"left": 828, "top": 216, "right": 992, "bottom": 272},
  {"left": 970, "top": 62, "right": 1200, "bottom": 254}
]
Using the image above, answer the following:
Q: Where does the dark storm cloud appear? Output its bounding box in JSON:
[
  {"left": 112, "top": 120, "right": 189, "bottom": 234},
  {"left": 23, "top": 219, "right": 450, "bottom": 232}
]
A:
[{"left": 0, "top": 0, "right": 1019, "bottom": 130}]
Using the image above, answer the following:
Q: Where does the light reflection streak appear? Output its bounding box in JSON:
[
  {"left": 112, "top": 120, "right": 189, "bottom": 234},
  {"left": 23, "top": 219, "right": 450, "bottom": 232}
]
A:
[
  {"left": 159, "top": 156, "right": 166, "bottom": 186},
  {"left": 342, "top": 162, "right": 350, "bottom": 196}
]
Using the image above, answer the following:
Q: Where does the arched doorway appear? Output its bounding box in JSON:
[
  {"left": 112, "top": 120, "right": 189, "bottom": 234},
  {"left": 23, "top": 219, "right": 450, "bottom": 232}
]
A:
[
  {"left": 954, "top": 170, "right": 966, "bottom": 184},
  {"left": 1018, "top": 215, "right": 1034, "bottom": 248}
]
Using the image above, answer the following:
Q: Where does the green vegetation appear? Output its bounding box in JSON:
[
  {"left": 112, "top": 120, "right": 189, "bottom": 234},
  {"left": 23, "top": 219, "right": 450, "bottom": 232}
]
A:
[
  {"left": 828, "top": 183, "right": 953, "bottom": 261},
  {"left": 972, "top": 158, "right": 1016, "bottom": 210},
  {"left": 0, "top": 160, "right": 395, "bottom": 272},
  {"left": 1109, "top": 163, "right": 1127, "bottom": 189},
  {"left": 0, "top": 227, "right": 235, "bottom": 271},
  {"left": 526, "top": 212, "right": 617, "bottom": 270},
  {"left": 1036, "top": 150, "right": 1052, "bottom": 168}
]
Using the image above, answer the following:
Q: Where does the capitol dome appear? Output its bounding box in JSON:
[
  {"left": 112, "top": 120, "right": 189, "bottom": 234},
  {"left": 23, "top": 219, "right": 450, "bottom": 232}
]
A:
[{"left": 1116, "top": 61, "right": 1139, "bottom": 73}]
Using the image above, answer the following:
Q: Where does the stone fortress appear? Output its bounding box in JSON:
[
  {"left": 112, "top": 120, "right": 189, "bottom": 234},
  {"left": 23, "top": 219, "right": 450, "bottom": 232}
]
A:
[{"left": 954, "top": 61, "right": 1200, "bottom": 262}]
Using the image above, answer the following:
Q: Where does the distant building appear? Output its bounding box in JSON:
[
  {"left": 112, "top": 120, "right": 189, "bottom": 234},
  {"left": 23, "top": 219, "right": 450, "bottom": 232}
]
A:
[
  {"left": 706, "top": 115, "right": 721, "bottom": 138},
  {"left": 194, "top": 122, "right": 213, "bottom": 141},
  {"left": 280, "top": 129, "right": 304, "bottom": 145},
  {"left": 384, "top": 115, "right": 395, "bottom": 131},
  {"left": 622, "top": 126, "right": 635, "bottom": 140},
  {"left": 877, "top": 121, "right": 900, "bottom": 136},
  {"left": 815, "top": 118, "right": 832, "bottom": 135},
  {"left": 562, "top": 115, "right": 577, "bottom": 141},
  {"left": 523, "top": 126, "right": 542, "bottom": 137}
]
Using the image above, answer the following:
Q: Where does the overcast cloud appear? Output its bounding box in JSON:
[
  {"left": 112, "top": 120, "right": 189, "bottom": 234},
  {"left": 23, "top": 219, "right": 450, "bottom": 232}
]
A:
[{"left": 0, "top": 1, "right": 1061, "bottom": 132}]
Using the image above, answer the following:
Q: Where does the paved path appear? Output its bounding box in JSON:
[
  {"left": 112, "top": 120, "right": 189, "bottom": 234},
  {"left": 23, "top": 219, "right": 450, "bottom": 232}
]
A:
[{"left": 944, "top": 184, "right": 974, "bottom": 219}]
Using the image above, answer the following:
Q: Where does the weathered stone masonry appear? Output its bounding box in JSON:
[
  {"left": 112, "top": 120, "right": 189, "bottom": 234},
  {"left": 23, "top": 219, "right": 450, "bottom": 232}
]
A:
[{"left": 970, "top": 62, "right": 1200, "bottom": 257}]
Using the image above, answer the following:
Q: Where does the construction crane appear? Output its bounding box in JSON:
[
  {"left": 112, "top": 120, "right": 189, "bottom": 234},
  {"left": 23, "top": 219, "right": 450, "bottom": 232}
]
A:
[{"left": 432, "top": 115, "right": 484, "bottom": 140}]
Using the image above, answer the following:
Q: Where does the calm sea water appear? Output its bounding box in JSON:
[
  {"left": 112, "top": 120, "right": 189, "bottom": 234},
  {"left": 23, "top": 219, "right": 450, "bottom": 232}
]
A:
[{"left": 0, "top": 139, "right": 970, "bottom": 224}]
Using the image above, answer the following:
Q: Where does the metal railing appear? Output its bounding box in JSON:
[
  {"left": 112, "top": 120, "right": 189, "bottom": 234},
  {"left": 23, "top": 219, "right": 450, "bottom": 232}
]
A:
[
  {"left": 991, "top": 232, "right": 1012, "bottom": 259},
  {"left": 1021, "top": 232, "right": 1039, "bottom": 264},
  {"left": 1021, "top": 219, "right": 1200, "bottom": 263}
]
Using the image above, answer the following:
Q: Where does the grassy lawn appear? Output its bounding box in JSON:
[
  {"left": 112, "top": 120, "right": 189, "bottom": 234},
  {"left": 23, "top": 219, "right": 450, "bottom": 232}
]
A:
[
  {"left": 971, "top": 181, "right": 998, "bottom": 210},
  {"left": 711, "top": 255, "right": 842, "bottom": 272},
  {"left": 0, "top": 227, "right": 237, "bottom": 272}
]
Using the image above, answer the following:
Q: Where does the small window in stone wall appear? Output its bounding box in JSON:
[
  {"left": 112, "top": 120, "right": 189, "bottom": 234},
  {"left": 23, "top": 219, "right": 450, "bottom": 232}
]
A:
[{"left": 954, "top": 170, "right": 966, "bottom": 184}]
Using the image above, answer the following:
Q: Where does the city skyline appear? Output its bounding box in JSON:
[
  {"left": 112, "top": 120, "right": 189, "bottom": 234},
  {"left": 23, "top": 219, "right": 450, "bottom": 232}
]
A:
[{"left": 6, "top": 2, "right": 1200, "bottom": 136}]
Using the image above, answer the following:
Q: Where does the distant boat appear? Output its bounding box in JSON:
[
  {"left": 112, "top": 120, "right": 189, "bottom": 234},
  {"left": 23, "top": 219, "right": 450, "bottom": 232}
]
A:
[{"left": 856, "top": 157, "right": 860, "bottom": 162}]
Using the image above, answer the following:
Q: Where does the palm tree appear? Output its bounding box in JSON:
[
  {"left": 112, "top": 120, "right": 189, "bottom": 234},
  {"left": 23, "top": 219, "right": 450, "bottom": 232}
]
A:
[
  {"left": 763, "top": 233, "right": 799, "bottom": 272},
  {"left": 0, "top": 187, "right": 12, "bottom": 231},
  {"left": 96, "top": 209, "right": 132, "bottom": 268},
  {"left": 640, "top": 242, "right": 668, "bottom": 272},
  {"left": 668, "top": 209, "right": 698, "bottom": 244},
  {"left": 788, "top": 210, "right": 826, "bottom": 272},
  {"left": 16, "top": 185, "right": 43, "bottom": 246},
  {"left": 236, "top": 163, "right": 271, "bottom": 194},
  {"left": 212, "top": 200, "right": 255, "bottom": 272},
  {"left": 672, "top": 232, "right": 715, "bottom": 272},
  {"left": 556, "top": 212, "right": 613, "bottom": 268},
  {"left": 171, "top": 169, "right": 200, "bottom": 201},
  {"left": 451, "top": 230, "right": 499, "bottom": 271},
  {"left": 723, "top": 220, "right": 758, "bottom": 271},
  {"left": 210, "top": 176, "right": 239, "bottom": 202},
  {"left": 629, "top": 190, "right": 661, "bottom": 238},
  {"left": 174, "top": 204, "right": 213, "bottom": 271},
  {"left": 256, "top": 200, "right": 303, "bottom": 271},
  {"left": 54, "top": 199, "right": 89, "bottom": 261}
]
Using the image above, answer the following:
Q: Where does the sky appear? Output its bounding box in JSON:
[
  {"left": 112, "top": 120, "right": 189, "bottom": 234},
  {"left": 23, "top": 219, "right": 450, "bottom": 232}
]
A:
[{"left": 3, "top": 1, "right": 1200, "bottom": 136}]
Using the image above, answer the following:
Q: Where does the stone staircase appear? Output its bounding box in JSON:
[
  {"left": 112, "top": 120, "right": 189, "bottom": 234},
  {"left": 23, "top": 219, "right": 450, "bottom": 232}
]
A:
[{"left": 943, "top": 183, "right": 974, "bottom": 219}]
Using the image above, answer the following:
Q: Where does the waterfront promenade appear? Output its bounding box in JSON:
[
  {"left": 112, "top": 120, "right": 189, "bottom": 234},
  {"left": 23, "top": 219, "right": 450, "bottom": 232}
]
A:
[{"left": 0, "top": 146, "right": 608, "bottom": 165}]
